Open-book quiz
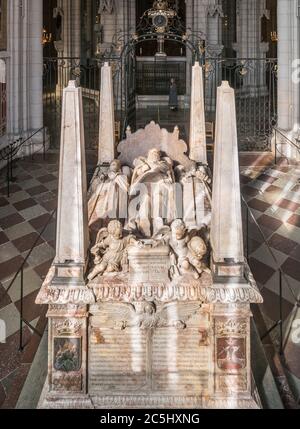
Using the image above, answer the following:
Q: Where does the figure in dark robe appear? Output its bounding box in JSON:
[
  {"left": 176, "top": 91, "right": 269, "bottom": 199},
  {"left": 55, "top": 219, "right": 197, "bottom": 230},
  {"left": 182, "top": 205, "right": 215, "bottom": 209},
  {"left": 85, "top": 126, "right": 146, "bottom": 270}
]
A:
[{"left": 169, "top": 78, "right": 179, "bottom": 111}]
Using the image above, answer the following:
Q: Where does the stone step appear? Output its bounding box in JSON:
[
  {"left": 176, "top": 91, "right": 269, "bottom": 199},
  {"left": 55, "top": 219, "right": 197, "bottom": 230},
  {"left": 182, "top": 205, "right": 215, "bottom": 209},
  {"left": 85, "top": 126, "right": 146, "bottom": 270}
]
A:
[
  {"left": 251, "top": 321, "right": 284, "bottom": 409},
  {"left": 263, "top": 344, "right": 299, "bottom": 409}
]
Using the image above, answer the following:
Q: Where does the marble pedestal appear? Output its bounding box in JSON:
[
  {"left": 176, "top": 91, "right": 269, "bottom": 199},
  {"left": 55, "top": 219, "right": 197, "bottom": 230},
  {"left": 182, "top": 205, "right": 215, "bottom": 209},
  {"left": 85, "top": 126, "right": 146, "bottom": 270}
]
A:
[{"left": 37, "top": 264, "right": 262, "bottom": 409}]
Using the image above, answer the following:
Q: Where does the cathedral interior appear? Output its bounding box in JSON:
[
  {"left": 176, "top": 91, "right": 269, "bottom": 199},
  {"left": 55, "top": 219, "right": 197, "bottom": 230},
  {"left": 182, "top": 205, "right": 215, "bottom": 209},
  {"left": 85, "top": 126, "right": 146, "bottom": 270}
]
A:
[{"left": 0, "top": 0, "right": 299, "bottom": 411}]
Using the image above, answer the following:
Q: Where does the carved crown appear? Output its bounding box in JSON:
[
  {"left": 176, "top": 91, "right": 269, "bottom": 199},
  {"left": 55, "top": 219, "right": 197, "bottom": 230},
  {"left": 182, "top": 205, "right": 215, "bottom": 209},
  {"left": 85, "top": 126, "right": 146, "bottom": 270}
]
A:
[
  {"left": 216, "top": 319, "right": 247, "bottom": 336},
  {"left": 55, "top": 319, "right": 82, "bottom": 336}
]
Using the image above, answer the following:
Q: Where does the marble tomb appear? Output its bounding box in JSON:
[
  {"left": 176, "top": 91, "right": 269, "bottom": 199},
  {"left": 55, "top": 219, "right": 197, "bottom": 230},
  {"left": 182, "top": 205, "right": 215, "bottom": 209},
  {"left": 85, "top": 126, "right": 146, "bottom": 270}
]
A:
[{"left": 36, "top": 63, "right": 263, "bottom": 409}]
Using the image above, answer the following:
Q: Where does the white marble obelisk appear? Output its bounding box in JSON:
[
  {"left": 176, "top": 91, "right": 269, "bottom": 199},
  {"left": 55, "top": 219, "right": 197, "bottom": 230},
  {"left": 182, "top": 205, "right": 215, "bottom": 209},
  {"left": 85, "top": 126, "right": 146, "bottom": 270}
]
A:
[
  {"left": 98, "top": 62, "right": 115, "bottom": 164},
  {"left": 54, "top": 81, "right": 89, "bottom": 284},
  {"left": 211, "top": 81, "right": 244, "bottom": 278},
  {"left": 189, "top": 62, "right": 207, "bottom": 164}
]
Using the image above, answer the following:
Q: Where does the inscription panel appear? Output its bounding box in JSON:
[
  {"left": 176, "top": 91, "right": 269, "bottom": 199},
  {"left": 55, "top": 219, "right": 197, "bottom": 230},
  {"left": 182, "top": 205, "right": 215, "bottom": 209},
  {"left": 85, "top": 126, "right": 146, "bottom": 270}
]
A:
[
  {"left": 128, "top": 246, "right": 170, "bottom": 283},
  {"left": 89, "top": 308, "right": 212, "bottom": 396},
  {"left": 152, "top": 327, "right": 211, "bottom": 394},
  {"left": 129, "top": 256, "right": 170, "bottom": 283},
  {"left": 89, "top": 328, "right": 147, "bottom": 394}
]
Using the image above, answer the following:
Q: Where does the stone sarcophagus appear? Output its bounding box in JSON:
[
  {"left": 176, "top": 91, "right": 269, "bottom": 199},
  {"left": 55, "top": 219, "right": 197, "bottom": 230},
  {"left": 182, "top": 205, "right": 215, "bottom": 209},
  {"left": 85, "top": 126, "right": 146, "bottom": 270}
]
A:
[{"left": 36, "top": 68, "right": 262, "bottom": 409}]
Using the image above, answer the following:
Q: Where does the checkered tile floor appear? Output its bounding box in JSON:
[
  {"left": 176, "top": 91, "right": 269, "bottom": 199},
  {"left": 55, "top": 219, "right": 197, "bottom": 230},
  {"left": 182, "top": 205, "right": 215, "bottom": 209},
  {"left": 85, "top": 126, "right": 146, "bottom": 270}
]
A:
[
  {"left": 0, "top": 151, "right": 299, "bottom": 408},
  {"left": 241, "top": 162, "right": 300, "bottom": 304},
  {"left": 0, "top": 154, "right": 59, "bottom": 408},
  {"left": 0, "top": 151, "right": 97, "bottom": 408},
  {"left": 241, "top": 159, "right": 300, "bottom": 406}
]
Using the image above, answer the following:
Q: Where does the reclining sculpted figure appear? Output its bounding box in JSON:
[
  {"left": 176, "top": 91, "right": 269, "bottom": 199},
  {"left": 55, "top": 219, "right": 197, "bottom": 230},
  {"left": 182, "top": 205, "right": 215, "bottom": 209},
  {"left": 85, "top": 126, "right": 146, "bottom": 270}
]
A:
[{"left": 127, "top": 149, "right": 177, "bottom": 238}]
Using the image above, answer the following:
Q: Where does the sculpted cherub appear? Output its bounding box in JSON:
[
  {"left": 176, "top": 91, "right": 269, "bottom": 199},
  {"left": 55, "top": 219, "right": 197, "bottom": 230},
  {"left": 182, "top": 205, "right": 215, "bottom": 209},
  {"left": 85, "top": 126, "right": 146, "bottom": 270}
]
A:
[
  {"left": 168, "top": 219, "right": 210, "bottom": 280},
  {"left": 88, "top": 220, "right": 141, "bottom": 281},
  {"left": 187, "top": 236, "right": 211, "bottom": 276}
]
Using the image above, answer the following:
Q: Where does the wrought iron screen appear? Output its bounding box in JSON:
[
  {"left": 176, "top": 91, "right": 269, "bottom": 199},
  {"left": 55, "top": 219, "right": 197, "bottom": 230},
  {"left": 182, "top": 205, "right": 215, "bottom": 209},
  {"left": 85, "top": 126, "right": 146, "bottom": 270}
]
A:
[
  {"left": 43, "top": 56, "right": 277, "bottom": 152},
  {"left": 136, "top": 60, "right": 186, "bottom": 96},
  {"left": 204, "top": 58, "right": 278, "bottom": 151}
]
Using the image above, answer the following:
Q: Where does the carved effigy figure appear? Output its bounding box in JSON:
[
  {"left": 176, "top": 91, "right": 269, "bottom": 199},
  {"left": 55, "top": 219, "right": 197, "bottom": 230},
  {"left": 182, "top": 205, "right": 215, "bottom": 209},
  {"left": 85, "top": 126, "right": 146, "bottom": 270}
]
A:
[
  {"left": 88, "top": 220, "right": 140, "bottom": 281},
  {"left": 175, "top": 162, "right": 212, "bottom": 229},
  {"left": 128, "top": 149, "right": 176, "bottom": 238},
  {"left": 88, "top": 160, "right": 130, "bottom": 228},
  {"left": 169, "top": 78, "right": 179, "bottom": 111},
  {"left": 167, "top": 219, "right": 210, "bottom": 280}
]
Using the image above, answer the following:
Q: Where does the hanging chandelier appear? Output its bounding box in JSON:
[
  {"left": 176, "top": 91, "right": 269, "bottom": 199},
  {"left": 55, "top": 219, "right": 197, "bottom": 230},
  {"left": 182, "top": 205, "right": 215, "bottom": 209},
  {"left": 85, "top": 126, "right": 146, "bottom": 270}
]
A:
[
  {"left": 270, "top": 31, "right": 278, "bottom": 42},
  {"left": 42, "top": 28, "right": 53, "bottom": 46}
]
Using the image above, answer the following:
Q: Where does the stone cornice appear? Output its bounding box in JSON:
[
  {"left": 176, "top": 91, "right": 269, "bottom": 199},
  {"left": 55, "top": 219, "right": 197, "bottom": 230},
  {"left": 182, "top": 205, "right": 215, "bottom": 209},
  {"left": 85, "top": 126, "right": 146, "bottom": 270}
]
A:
[{"left": 36, "top": 265, "right": 263, "bottom": 305}]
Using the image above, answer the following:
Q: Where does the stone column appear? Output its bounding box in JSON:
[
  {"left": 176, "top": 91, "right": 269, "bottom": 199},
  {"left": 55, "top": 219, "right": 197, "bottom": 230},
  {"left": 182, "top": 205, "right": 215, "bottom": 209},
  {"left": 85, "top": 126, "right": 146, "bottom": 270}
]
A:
[
  {"left": 56, "top": 0, "right": 81, "bottom": 58},
  {"left": 189, "top": 62, "right": 207, "bottom": 164},
  {"left": 276, "top": 0, "right": 300, "bottom": 158},
  {"left": 71, "top": 0, "right": 81, "bottom": 59},
  {"left": 55, "top": 0, "right": 81, "bottom": 90},
  {"left": 6, "top": 0, "right": 22, "bottom": 137},
  {"left": 211, "top": 81, "right": 244, "bottom": 280},
  {"left": 54, "top": 81, "right": 89, "bottom": 285},
  {"left": 21, "top": 0, "right": 30, "bottom": 135},
  {"left": 205, "top": 2, "right": 224, "bottom": 113},
  {"left": 6, "top": 0, "right": 46, "bottom": 151},
  {"left": 98, "top": 0, "right": 117, "bottom": 54},
  {"left": 233, "top": 0, "right": 270, "bottom": 96},
  {"left": 28, "top": 0, "right": 43, "bottom": 131},
  {"left": 98, "top": 62, "right": 115, "bottom": 165}
]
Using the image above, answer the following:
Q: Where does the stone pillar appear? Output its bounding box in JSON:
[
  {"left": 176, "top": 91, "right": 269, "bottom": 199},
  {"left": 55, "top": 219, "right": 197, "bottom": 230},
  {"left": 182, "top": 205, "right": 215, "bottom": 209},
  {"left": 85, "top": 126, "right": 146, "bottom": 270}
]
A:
[
  {"left": 6, "top": 0, "right": 46, "bottom": 151},
  {"left": 54, "top": 81, "right": 89, "bottom": 285},
  {"left": 72, "top": 0, "right": 81, "bottom": 58},
  {"left": 98, "top": 0, "right": 117, "bottom": 54},
  {"left": 233, "top": 0, "right": 270, "bottom": 96},
  {"left": 211, "top": 81, "right": 244, "bottom": 280},
  {"left": 205, "top": 2, "right": 224, "bottom": 113},
  {"left": 98, "top": 62, "right": 115, "bottom": 165},
  {"left": 276, "top": 0, "right": 300, "bottom": 158},
  {"left": 28, "top": 0, "right": 43, "bottom": 131},
  {"left": 7, "top": 0, "right": 22, "bottom": 137},
  {"left": 56, "top": 0, "right": 81, "bottom": 89},
  {"left": 189, "top": 62, "right": 207, "bottom": 164},
  {"left": 56, "top": 0, "right": 81, "bottom": 58}
]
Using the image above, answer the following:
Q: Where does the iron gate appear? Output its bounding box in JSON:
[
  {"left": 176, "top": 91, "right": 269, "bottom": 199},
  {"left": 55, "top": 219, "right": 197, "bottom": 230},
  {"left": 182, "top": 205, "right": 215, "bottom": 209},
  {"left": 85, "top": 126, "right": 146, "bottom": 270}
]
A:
[
  {"left": 204, "top": 57, "right": 278, "bottom": 151},
  {"left": 43, "top": 56, "right": 277, "bottom": 151},
  {"left": 43, "top": 3, "right": 277, "bottom": 152}
]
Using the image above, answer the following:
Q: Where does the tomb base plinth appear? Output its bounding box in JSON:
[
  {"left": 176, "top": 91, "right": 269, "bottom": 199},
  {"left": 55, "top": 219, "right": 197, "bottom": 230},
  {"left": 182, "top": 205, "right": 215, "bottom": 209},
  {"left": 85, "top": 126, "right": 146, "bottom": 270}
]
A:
[{"left": 37, "top": 265, "right": 262, "bottom": 410}]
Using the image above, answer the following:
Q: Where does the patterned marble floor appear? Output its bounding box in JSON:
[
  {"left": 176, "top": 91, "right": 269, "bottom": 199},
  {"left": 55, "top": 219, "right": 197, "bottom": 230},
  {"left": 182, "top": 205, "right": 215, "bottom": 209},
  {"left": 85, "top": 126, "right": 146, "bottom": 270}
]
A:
[
  {"left": 240, "top": 159, "right": 300, "bottom": 407},
  {"left": 0, "top": 151, "right": 97, "bottom": 408},
  {"left": 0, "top": 151, "right": 299, "bottom": 408}
]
